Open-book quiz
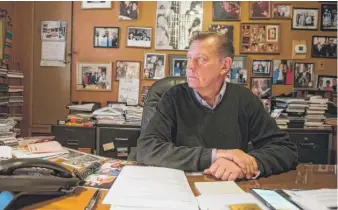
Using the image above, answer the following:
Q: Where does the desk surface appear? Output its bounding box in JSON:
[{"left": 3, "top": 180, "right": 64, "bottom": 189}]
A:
[{"left": 24, "top": 164, "right": 337, "bottom": 210}]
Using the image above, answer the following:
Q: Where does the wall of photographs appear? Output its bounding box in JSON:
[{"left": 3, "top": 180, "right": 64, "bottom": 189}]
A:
[{"left": 71, "top": 1, "right": 337, "bottom": 105}]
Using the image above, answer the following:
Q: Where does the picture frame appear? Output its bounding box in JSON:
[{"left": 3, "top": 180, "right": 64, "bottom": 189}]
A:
[
  {"left": 294, "top": 62, "right": 314, "bottom": 88},
  {"left": 272, "top": 60, "right": 293, "bottom": 85},
  {"left": 76, "top": 62, "right": 112, "bottom": 91},
  {"left": 81, "top": 1, "right": 112, "bottom": 9},
  {"left": 119, "top": 1, "right": 139, "bottom": 20},
  {"left": 240, "top": 23, "right": 281, "bottom": 54},
  {"left": 292, "top": 8, "right": 319, "bottom": 30},
  {"left": 126, "top": 27, "right": 152, "bottom": 48},
  {"left": 169, "top": 55, "right": 187, "bottom": 77},
  {"left": 317, "top": 75, "right": 337, "bottom": 92},
  {"left": 115, "top": 60, "right": 141, "bottom": 81},
  {"left": 143, "top": 53, "right": 166, "bottom": 80},
  {"left": 155, "top": 1, "right": 203, "bottom": 51},
  {"left": 311, "top": 36, "right": 337, "bottom": 59},
  {"left": 212, "top": 1, "right": 241, "bottom": 21},
  {"left": 251, "top": 60, "right": 272, "bottom": 75},
  {"left": 261, "top": 99, "right": 271, "bottom": 113},
  {"left": 271, "top": 3, "right": 292, "bottom": 19},
  {"left": 93, "top": 27, "right": 119, "bottom": 48},
  {"left": 208, "top": 24, "right": 234, "bottom": 43},
  {"left": 320, "top": 4, "right": 337, "bottom": 31},
  {"left": 140, "top": 86, "right": 151, "bottom": 105},
  {"left": 250, "top": 77, "right": 272, "bottom": 99},
  {"left": 249, "top": 1, "right": 271, "bottom": 19},
  {"left": 226, "top": 56, "right": 248, "bottom": 85}
]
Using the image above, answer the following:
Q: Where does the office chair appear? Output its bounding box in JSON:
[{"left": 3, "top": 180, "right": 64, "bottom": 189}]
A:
[{"left": 127, "top": 77, "right": 187, "bottom": 161}]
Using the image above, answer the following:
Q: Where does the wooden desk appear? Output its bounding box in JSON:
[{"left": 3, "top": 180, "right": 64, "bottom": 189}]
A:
[{"left": 23, "top": 164, "right": 337, "bottom": 210}]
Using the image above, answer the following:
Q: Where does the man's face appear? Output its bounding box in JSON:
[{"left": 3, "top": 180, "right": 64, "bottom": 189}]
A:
[{"left": 186, "top": 37, "right": 231, "bottom": 90}]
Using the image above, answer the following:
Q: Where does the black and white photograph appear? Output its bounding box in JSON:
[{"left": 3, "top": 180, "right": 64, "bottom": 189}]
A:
[
  {"left": 119, "top": 1, "right": 139, "bottom": 20},
  {"left": 226, "top": 56, "right": 248, "bottom": 85},
  {"left": 212, "top": 1, "right": 241, "bottom": 21},
  {"left": 292, "top": 8, "right": 319, "bottom": 30},
  {"left": 76, "top": 62, "right": 112, "bottom": 91},
  {"left": 250, "top": 77, "right": 272, "bottom": 99},
  {"left": 116, "top": 61, "right": 141, "bottom": 80},
  {"left": 294, "top": 63, "right": 314, "bottom": 88},
  {"left": 143, "top": 53, "right": 166, "bottom": 79},
  {"left": 272, "top": 3, "right": 292, "bottom": 19},
  {"left": 272, "top": 60, "right": 293, "bottom": 85},
  {"left": 127, "top": 27, "right": 152, "bottom": 48},
  {"left": 81, "top": 1, "right": 111, "bottom": 9},
  {"left": 251, "top": 60, "right": 271, "bottom": 75},
  {"left": 93, "top": 27, "right": 119, "bottom": 48},
  {"left": 169, "top": 55, "right": 187, "bottom": 77},
  {"left": 155, "top": 1, "right": 203, "bottom": 50},
  {"left": 250, "top": 1, "right": 270, "bottom": 19},
  {"left": 321, "top": 4, "right": 337, "bottom": 31},
  {"left": 208, "top": 25, "right": 234, "bottom": 43},
  {"left": 317, "top": 75, "right": 337, "bottom": 92},
  {"left": 311, "top": 36, "right": 337, "bottom": 58},
  {"left": 266, "top": 25, "right": 279, "bottom": 42}
]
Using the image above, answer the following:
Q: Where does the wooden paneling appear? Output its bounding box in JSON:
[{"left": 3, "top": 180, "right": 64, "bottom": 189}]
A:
[{"left": 72, "top": 1, "right": 337, "bottom": 105}]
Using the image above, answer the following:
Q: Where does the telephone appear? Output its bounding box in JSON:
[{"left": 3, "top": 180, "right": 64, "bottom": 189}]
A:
[{"left": 0, "top": 158, "right": 84, "bottom": 209}]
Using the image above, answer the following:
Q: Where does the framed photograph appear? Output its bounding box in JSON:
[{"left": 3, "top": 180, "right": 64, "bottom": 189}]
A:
[
  {"left": 311, "top": 36, "right": 337, "bottom": 59},
  {"left": 272, "top": 60, "right": 293, "bottom": 85},
  {"left": 251, "top": 60, "right": 271, "bottom": 75},
  {"left": 143, "top": 53, "right": 166, "bottom": 80},
  {"left": 169, "top": 55, "right": 187, "bottom": 77},
  {"left": 115, "top": 61, "right": 141, "bottom": 81},
  {"left": 126, "top": 27, "right": 152, "bottom": 48},
  {"left": 93, "top": 27, "right": 119, "bottom": 48},
  {"left": 292, "top": 8, "right": 319, "bottom": 30},
  {"left": 294, "top": 63, "right": 314, "bottom": 88},
  {"left": 317, "top": 75, "right": 337, "bottom": 92},
  {"left": 76, "top": 62, "right": 112, "bottom": 91},
  {"left": 272, "top": 3, "right": 292, "bottom": 19},
  {"left": 321, "top": 4, "right": 337, "bottom": 31},
  {"left": 208, "top": 25, "right": 234, "bottom": 43},
  {"left": 81, "top": 1, "right": 112, "bottom": 9},
  {"left": 249, "top": 1, "right": 270, "bottom": 19},
  {"left": 226, "top": 56, "right": 248, "bottom": 85},
  {"left": 155, "top": 1, "right": 203, "bottom": 50},
  {"left": 212, "top": 1, "right": 241, "bottom": 21},
  {"left": 250, "top": 77, "right": 272, "bottom": 99},
  {"left": 240, "top": 23, "right": 280, "bottom": 54},
  {"left": 141, "top": 86, "right": 151, "bottom": 105},
  {"left": 119, "top": 1, "right": 139, "bottom": 20},
  {"left": 261, "top": 99, "right": 271, "bottom": 113}
]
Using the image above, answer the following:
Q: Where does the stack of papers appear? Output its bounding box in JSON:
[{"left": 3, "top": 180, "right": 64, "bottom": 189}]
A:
[
  {"left": 103, "top": 166, "right": 199, "bottom": 210},
  {"left": 195, "top": 181, "right": 245, "bottom": 195}
]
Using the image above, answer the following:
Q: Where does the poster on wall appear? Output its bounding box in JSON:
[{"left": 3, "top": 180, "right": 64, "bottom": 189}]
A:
[
  {"left": 41, "top": 21, "right": 66, "bottom": 41},
  {"left": 155, "top": 1, "right": 203, "bottom": 50}
]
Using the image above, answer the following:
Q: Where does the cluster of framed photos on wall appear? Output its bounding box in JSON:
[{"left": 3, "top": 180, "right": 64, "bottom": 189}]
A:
[{"left": 76, "top": 1, "right": 337, "bottom": 104}]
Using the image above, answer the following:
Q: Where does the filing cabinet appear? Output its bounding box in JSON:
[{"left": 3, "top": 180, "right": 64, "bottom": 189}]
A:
[
  {"left": 284, "top": 128, "right": 332, "bottom": 164},
  {"left": 51, "top": 125, "right": 96, "bottom": 154},
  {"left": 96, "top": 124, "right": 140, "bottom": 159}
]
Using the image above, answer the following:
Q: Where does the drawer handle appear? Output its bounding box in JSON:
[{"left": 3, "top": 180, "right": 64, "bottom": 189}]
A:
[
  {"left": 67, "top": 139, "right": 79, "bottom": 146},
  {"left": 299, "top": 143, "right": 316, "bottom": 149},
  {"left": 114, "top": 137, "right": 128, "bottom": 141}
]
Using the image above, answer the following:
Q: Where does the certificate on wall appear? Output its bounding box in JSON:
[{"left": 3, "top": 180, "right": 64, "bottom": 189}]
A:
[{"left": 118, "top": 79, "right": 140, "bottom": 105}]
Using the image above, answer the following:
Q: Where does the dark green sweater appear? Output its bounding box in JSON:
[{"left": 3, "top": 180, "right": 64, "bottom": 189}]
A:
[{"left": 136, "top": 83, "right": 298, "bottom": 177}]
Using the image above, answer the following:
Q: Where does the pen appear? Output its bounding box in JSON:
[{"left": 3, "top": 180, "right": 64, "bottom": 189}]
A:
[{"left": 85, "top": 189, "right": 100, "bottom": 210}]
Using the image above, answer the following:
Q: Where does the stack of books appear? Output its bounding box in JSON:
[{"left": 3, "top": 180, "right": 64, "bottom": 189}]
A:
[
  {"left": 0, "top": 119, "right": 18, "bottom": 147},
  {"left": 304, "top": 97, "right": 330, "bottom": 129},
  {"left": 7, "top": 70, "right": 23, "bottom": 78}
]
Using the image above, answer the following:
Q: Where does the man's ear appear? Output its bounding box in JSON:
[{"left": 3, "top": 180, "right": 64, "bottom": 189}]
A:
[{"left": 221, "top": 57, "right": 232, "bottom": 75}]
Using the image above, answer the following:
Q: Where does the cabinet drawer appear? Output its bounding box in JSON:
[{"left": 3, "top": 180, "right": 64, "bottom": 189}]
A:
[
  {"left": 97, "top": 127, "right": 140, "bottom": 158},
  {"left": 289, "top": 133, "right": 330, "bottom": 164},
  {"left": 51, "top": 126, "right": 96, "bottom": 153}
]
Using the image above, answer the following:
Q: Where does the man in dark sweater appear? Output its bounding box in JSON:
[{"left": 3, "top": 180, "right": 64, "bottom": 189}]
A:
[{"left": 136, "top": 33, "right": 298, "bottom": 180}]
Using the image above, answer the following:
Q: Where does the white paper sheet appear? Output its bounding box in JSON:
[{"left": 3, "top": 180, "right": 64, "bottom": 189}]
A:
[
  {"left": 103, "top": 166, "right": 199, "bottom": 210},
  {"left": 284, "top": 189, "right": 337, "bottom": 210},
  {"left": 197, "top": 193, "right": 270, "bottom": 210},
  {"left": 118, "top": 79, "right": 139, "bottom": 105},
  {"left": 41, "top": 41, "right": 66, "bottom": 61},
  {"left": 195, "top": 181, "right": 245, "bottom": 195},
  {"left": 0, "top": 146, "right": 12, "bottom": 159}
]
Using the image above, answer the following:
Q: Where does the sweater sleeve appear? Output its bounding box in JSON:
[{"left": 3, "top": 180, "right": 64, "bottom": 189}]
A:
[
  {"left": 136, "top": 90, "right": 212, "bottom": 172},
  {"left": 246, "top": 93, "right": 298, "bottom": 177}
]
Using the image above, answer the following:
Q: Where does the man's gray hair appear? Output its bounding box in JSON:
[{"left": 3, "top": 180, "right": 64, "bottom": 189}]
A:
[{"left": 189, "top": 32, "right": 234, "bottom": 60}]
